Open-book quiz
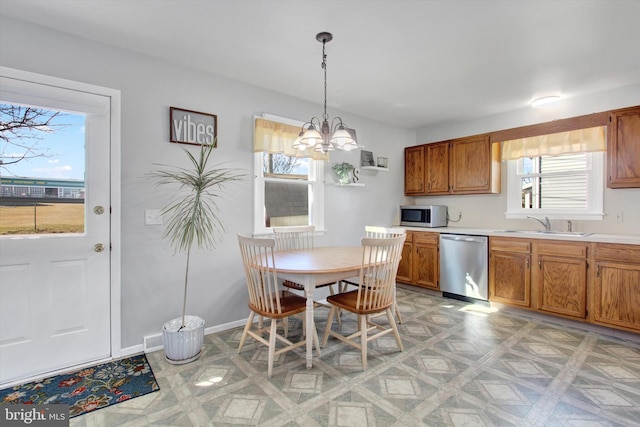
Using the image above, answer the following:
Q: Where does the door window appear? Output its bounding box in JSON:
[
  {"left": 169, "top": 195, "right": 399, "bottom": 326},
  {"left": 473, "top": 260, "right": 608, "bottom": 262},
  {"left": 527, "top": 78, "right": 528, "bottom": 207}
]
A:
[{"left": 1, "top": 103, "right": 86, "bottom": 234}]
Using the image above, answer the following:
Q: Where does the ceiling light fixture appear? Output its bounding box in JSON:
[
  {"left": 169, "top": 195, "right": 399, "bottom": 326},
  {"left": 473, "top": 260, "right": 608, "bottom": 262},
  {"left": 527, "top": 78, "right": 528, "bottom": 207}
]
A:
[
  {"left": 293, "top": 32, "right": 358, "bottom": 153},
  {"left": 531, "top": 96, "right": 561, "bottom": 108}
]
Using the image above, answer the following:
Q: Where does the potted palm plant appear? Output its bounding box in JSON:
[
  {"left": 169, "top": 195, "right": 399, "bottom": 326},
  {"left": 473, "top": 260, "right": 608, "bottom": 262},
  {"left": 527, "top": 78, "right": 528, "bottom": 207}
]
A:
[{"left": 148, "top": 142, "right": 244, "bottom": 364}]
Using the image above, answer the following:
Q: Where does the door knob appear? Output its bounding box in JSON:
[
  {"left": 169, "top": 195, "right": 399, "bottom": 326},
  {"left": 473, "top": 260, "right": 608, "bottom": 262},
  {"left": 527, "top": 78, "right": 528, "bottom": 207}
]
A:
[
  {"left": 94, "top": 243, "right": 105, "bottom": 252},
  {"left": 94, "top": 206, "right": 105, "bottom": 215}
]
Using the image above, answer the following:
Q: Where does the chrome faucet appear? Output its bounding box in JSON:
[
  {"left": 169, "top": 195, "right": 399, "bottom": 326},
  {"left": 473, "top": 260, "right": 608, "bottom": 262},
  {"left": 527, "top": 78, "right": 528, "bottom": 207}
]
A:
[{"left": 527, "top": 215, "right": 551, "bottom": 231}]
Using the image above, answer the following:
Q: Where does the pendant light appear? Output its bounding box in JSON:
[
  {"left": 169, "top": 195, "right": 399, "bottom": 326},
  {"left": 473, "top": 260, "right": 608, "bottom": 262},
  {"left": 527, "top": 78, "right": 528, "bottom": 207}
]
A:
[{"left": 292, "top": 32, "right": 358, "bottom": 153}]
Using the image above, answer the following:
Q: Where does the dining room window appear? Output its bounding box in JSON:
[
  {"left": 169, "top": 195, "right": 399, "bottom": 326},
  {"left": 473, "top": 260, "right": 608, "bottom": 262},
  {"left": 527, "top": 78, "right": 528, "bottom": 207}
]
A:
[{"left": 253, "top": 116, "right": 326, "bottom": 235}]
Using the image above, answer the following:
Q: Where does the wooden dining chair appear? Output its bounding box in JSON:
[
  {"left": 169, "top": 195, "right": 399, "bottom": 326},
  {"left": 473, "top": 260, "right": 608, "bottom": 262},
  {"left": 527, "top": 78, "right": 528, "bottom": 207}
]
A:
[
  {"left": 341, "top": 226, "right": 406, "bottom": 323},
  {"left": 273, "top": 225, "right": 340, "bottom": 302},
  {"left": 237, "top": 234, "right": 320, "bottom": 378},
  {"left": 322, "top": 234, "right": 406, "bottom": 370}
]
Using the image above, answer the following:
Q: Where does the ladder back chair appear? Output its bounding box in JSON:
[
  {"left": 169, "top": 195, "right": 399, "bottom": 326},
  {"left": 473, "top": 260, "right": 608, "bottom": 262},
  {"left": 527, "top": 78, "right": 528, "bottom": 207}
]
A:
[
  {"left": 273, "top": 225, "right": 340, "bottom": 297},
  {"left": 341, "top": 226, "right": 406, "bottom": 323},
  {"left": 237, "top": 234, "right": 320, "bottom": 378},
  {"left": 322, "top": 234, "right": 407, "bottom": 369}
]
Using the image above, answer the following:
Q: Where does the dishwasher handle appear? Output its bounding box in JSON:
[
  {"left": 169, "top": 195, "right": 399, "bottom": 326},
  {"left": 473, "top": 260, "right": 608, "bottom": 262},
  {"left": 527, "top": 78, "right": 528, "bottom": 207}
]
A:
[{"left": 440, "top": 234, "right": 487, "bottom": 244}]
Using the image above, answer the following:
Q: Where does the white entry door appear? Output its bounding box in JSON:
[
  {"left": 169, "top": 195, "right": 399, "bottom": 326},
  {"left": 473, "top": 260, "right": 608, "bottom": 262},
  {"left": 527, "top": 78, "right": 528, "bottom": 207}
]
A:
[{"left": 0, "top": 73, "right": 113, "bottom": 385}]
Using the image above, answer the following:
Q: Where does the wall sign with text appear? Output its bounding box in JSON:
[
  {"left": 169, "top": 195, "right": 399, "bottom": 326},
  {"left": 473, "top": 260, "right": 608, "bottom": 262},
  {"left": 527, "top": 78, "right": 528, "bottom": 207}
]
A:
[{"left": 170, "top": 107, "right": 217, "bottom": 146}]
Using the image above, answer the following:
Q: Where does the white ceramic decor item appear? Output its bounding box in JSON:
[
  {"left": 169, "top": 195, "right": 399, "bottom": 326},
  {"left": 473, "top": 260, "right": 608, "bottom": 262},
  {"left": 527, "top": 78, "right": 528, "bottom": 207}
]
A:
[{"left": 162, "top": 315, "right": 205, "bottom": 364}]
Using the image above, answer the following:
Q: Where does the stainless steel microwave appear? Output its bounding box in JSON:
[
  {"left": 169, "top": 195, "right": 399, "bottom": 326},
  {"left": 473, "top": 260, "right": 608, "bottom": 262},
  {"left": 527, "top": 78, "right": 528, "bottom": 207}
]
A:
[{"left": 400, "top": 205, "right": 447, "bottom": 228}]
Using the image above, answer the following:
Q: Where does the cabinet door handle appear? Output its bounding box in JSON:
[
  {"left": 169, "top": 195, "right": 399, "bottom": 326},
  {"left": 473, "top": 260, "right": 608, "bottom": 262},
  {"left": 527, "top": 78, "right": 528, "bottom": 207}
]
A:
[
  {"left": 596, "top": 264, "right": 600, "bottom": 278},
  {"left": 526, "top": 258, "right": 529, "bottom": 269},
  {"left": 538, "top": 259, "right": 542, "bottom": 270}
]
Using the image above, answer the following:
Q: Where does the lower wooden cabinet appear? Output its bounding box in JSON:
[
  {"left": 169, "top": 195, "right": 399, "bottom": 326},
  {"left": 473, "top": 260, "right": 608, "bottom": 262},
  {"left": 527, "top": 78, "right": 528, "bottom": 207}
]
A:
[
  {"left": 396, "top": 234, "right": 413, "bottom": 283},
  {"left": 397, "top": 231, "right": 439, "bottom": 290},
  {"left": 489, "top": 237, "right": 531, "bottom": 307},
  {"left": 490, "top": 237, "right": 640, "bottom": 334},
  {"left": 536, "top": 241, "right": 588, "bottom": 319},
  {"left": 490, "top": 238, "right": 589, "bottom": 321},
  {"left": 593, "top": 243, "right": 640, "bottom": 332}
]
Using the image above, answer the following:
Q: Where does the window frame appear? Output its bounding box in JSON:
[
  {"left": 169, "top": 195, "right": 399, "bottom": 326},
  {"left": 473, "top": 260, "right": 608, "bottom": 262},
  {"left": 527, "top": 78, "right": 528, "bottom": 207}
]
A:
[
  {"left": 505, "top": 151, "right": 605, "bottom": 220},
  {"left": 252, "top": 118, "right": 325, "bottom": 236}
]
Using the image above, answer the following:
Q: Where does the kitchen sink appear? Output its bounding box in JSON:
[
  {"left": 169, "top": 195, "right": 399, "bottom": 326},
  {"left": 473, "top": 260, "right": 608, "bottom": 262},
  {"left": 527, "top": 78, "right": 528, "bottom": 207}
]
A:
[{"left": 496, "top": 230, "right": 593, "bottom": 237}]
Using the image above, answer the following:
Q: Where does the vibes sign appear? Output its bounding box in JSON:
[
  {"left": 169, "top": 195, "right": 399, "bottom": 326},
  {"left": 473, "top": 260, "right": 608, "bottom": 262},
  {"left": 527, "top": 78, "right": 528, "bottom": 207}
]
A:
[{"left": 170, "top": 107, "right": 217, "bottom": 146}]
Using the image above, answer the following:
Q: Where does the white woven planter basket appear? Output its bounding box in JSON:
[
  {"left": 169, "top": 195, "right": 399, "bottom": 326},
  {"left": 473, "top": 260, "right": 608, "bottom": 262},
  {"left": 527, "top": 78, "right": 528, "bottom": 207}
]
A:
[{"left": 162, "top": 315, "right": 205, "bottom": 364}]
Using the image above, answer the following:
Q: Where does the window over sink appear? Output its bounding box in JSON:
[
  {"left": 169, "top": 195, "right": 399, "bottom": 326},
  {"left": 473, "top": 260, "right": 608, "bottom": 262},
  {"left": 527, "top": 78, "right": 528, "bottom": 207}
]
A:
[{"left": 503, "top": 127, "right": 605, "bottom": 220}]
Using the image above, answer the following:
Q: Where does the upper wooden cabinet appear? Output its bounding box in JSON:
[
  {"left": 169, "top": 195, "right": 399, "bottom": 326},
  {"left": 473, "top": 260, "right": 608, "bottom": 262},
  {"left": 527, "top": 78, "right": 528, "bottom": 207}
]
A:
[
  {"left": 425, "top": 142, "right": 450, "bottom": 194},
  {"left": 451, "top": 135, "right": 500, "bottom": 194},
  {"left": 404, "top": 134, "right": 500, "bottom": 196},
  {"left": 608, "top": 106, "right": 640, "bottom": 188},
  {"left": 404, "top": 146, "right": 425, "bottom": 195}
]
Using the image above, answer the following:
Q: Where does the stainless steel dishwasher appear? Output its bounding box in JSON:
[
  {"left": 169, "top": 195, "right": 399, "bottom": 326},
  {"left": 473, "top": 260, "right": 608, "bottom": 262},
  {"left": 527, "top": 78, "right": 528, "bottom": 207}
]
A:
[{"left": 439, "top": 234, "right": 488, "bottom": 301}]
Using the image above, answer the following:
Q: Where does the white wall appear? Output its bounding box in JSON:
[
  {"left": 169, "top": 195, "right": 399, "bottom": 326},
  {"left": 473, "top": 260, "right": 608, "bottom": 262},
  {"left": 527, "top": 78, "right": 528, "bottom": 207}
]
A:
[
  {"left": 0, "top": 16, "right": 414, "bottom": 348},
  {"left": 413, "top": 85, "right": 640, "bottom": 235}
]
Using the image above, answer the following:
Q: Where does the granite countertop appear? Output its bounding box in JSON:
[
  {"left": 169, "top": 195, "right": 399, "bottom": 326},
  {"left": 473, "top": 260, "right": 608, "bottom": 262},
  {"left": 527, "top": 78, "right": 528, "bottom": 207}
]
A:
[{"left": 397, "top": 226, "right": 640, "bottom": 245}]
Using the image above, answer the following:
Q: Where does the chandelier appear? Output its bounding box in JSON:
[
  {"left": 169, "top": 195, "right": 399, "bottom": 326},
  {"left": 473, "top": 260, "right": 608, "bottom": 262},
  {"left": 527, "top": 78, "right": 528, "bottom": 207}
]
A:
[{"left": 292, "top": 32, "right": 358, "bottom": 153}]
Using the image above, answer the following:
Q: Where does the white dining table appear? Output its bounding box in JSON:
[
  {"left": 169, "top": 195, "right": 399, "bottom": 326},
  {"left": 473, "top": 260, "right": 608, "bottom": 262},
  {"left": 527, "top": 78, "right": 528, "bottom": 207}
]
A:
[{"left": 270, "top": 246, "right": 364, "bottom": 369}]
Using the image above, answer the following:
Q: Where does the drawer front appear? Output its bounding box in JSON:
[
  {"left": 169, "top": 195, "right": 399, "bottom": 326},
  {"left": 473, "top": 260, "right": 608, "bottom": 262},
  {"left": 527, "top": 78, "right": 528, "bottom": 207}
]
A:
[
  {"left": 414, "top": 232, "right": 439, "bottom": 245},
  {"left": 595, "top": 243, "right": 640, "bottom": 264},
  {"left": 490, "top": 237, "right": 531, "bottom": 253},
  {"left": 537, "top": 241, "right": 588, "bottom": 258},
  {"left": 404, "top": 231, "right": 414, "bottom": 243}
]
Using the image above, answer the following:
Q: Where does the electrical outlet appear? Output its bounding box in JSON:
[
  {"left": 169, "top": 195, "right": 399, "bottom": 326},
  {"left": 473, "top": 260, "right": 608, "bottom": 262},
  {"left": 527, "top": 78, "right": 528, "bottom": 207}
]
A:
[{"left": 614, "top": 211, "right": 623, "bottom": 223}]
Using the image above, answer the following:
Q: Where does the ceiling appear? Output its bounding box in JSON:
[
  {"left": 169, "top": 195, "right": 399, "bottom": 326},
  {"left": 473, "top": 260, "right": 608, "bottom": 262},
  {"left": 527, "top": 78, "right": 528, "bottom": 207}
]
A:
[{"left": 2, "top": 0, "right": 640, "bottom": 130}]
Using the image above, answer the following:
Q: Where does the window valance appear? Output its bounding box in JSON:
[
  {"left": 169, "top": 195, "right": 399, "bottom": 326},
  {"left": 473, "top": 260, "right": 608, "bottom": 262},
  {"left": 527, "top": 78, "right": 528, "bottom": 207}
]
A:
[
  {"left": 501, "top": 126, "right": 606, "bottom": 161},
  {"left": 254, "top": 118, "right": 329, "bottom": 161}
]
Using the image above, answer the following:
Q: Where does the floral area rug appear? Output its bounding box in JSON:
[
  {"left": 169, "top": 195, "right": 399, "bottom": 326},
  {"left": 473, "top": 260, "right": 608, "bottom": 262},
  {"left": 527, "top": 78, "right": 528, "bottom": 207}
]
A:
[{"left": 0, "top": 354, "right": 159, "bottom": 418}]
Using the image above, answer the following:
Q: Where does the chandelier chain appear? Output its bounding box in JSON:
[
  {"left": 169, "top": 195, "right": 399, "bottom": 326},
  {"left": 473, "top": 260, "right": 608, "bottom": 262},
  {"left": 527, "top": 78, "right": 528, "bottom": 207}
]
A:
[
  {"left": 322, "top": 39, "right": 328, "bottom": 121},
  {"left": 292, "top": 31, "right": 357, "bottom": 154}
]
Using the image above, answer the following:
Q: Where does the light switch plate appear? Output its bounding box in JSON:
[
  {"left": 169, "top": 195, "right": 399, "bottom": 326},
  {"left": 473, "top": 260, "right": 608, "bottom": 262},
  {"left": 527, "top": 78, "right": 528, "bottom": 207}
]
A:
[{"left": 145, "top": 209, "right": 163, "bottom": 225}]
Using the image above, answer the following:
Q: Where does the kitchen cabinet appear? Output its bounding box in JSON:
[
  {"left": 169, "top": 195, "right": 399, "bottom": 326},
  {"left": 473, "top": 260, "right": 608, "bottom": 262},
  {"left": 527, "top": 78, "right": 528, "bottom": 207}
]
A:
[
  {"left": 397, "top": 231, "right": 439, "bottom": 290},
  {"left": 425, "top": 142, "right": 450, "bottom": 194},
  {"left": 593, "top": 243, "right": 640, "bottom": 332},
  {"left": 396, "top": 232, "right": 413, "bottom": 283},
  {"left": 608, "top": 106, "right": 640, "bottom": 188},
  {"left": 450, "top": 135, "right": 500, "bottom": 194},
  {"left": 404, "top": 134, "right": 500, "bottom": 196},
  {"left": 404, "top": 146, "right": 425, "bottom": 195},
  {"left": 489, "top": 237, "right": 531, "bottom": 307},
  {"left": 535, "top": 241, "right": 588, "bottom": 319},
  {"left": 489, "top": 238, "right": 589, "bottom": 321}
]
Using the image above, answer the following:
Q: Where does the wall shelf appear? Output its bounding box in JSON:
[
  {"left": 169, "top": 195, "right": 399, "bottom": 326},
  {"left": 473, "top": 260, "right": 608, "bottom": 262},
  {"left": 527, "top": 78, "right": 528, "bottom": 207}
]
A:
[
  {"left": 361, "top": 166, "right": 388, "bottom": 172},
  {"left": 332, "top": 183, "right": 365, "bottom": 187}
]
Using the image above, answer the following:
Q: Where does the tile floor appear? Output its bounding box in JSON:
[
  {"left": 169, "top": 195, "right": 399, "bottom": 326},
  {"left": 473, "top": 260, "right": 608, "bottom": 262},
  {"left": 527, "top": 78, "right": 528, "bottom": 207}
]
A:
[{"left": 71, "top": 286, "right": 640, "bottom": 426}]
